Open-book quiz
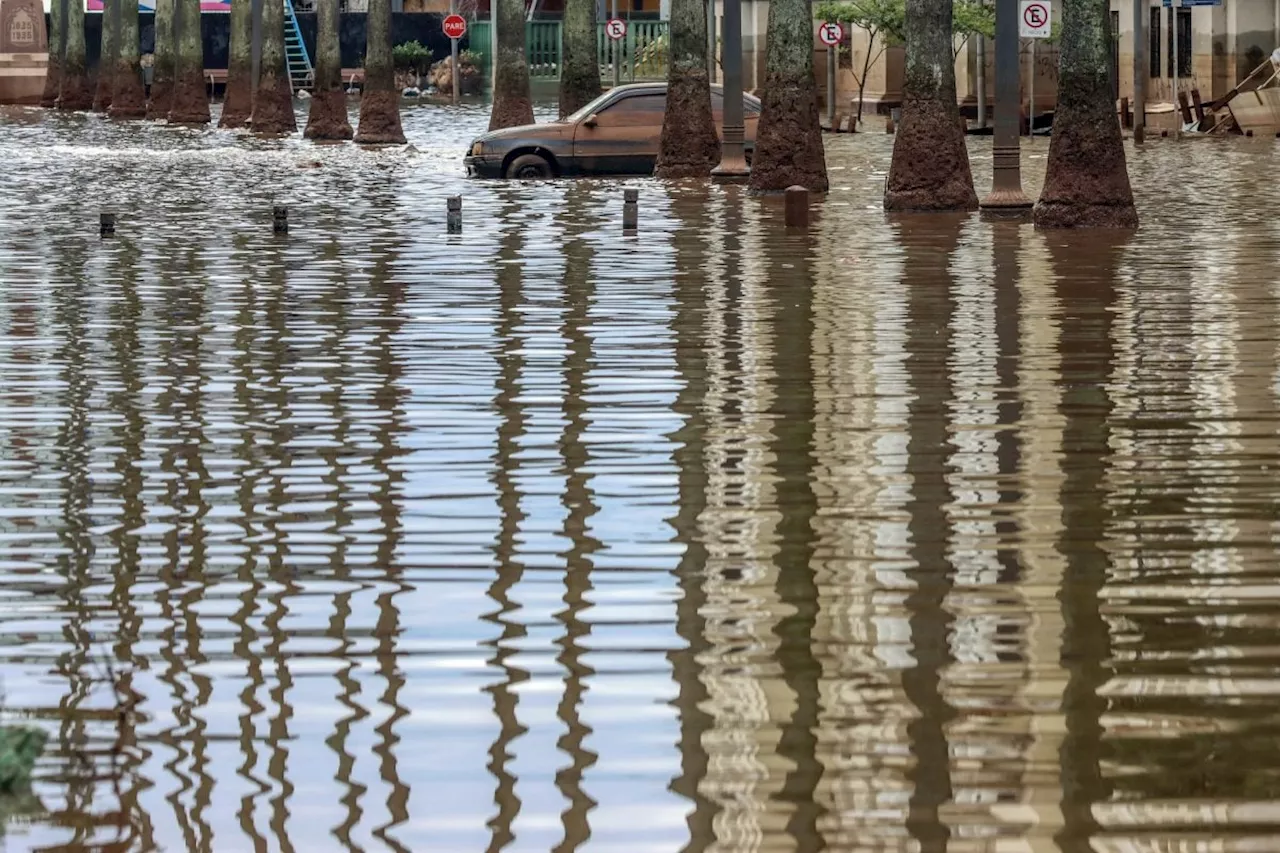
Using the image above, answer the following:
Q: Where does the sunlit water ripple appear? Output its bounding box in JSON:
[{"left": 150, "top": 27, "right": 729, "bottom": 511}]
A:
[{"left": 2, "top": 97, "right": 1280, "bottom": 852}]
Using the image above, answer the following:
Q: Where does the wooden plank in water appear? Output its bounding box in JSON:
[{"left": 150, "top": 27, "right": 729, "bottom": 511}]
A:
[
  {"left": 1177, "top": 92, "right": 1194, "bottom": 125},
  {"left": 1191, "top": 88, "right": 1206, "bottom": 122}
]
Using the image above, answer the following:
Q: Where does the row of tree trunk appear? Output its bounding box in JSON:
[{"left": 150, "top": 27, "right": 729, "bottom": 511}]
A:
[
  {"left": 486, "top": 0, "right": 828, "bottom": 193},
  {"left": 883, "top": 0, "right": 1137, "bottom": 226},
  {"left": 494, "top": 0, "right": 1135, "bottom": 226},
  {"left": 38, "top": 0, "right": 405, "bottom": 144}
]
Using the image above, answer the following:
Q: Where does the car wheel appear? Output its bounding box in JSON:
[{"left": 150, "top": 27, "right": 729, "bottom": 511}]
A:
[{"left": 506, "top": 153, "right": 554, "bottom": 180}]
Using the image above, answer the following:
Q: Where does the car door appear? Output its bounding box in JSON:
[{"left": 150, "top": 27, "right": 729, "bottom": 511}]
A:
[{"left": 572, "top": 92, "right": 667, "bottom": 176}]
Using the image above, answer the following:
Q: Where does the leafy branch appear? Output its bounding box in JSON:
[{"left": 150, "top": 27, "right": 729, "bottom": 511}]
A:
[{"left": 815, "top": 0, "right": 999, "bottom": 120}]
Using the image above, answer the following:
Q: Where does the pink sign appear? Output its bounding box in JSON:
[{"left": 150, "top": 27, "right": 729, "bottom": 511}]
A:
[{"left": 85, "top": 0, "right": 231, "bottom": 9}]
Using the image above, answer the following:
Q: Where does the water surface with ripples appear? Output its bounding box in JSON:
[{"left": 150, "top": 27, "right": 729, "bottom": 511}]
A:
[{"left": 2, "top": 98, "right": 1280, "bottom": 852}]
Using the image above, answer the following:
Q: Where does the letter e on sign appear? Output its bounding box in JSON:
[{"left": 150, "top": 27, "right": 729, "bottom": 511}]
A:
[
  {"left": 818, "top": 21, "right": 844, "bottom": 47},
  {"left": 1018, "top": 0, "right": 1050, "bottom": 38}
]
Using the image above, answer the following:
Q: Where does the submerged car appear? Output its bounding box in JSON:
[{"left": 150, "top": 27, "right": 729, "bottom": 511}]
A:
[{"left": 464, "top": 83, "right": 762, "bottom": 179}]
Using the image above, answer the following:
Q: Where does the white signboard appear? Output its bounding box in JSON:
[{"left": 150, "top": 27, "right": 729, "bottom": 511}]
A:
[{"left": 1018, "top": 0, "right": 1051, "bottom": 38}]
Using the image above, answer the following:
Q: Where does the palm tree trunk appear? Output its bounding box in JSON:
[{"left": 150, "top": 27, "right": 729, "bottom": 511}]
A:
[
  {"left": 93, "top": 0, "right": 118, "bottom": 111},
  {"left": 746, "top": 0, "right": 827, "bottom": 193},
  {"left": 487, "top": 0, "right": 533, "bottom": 130},
  {"left": 57, "top": 0, "right": 92, "bottom": 110},
  {"left": 219, "top": 0, "right": 254, "bottom": 128},
  {"left": 1033, "top": 0, "right": 1137, "bottom": 227},
  {"left": 109, "top": 0, "right": 148, "bottom": 117},
  {"left": 558, "top": 0, "right": 601, "bottom": 119},
  {"left": 654, "top": 0, "right": 719, "bottom": 177},
  {"left": 147, "top": 0, "right": 175, "bottom": 118},
  {"left": 355, "top": 0, "right": 406, "bottom": 143},
  {"left": 305, "top": 0, "right": 352, "bottom": 138},
  {"left": 884, "top": 0, "right": 976, "bottom": 210},
  {"left": 168, "top": 0, "right": 209, "bottom": 122},
  {"left": 41, "top": 0, "right": 65, "bottom": 106},
  {"left": 251, "top": 0, "right": 297, "bottom": 134}
]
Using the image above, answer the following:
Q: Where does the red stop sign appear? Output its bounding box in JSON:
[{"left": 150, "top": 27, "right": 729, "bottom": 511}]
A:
[{"left": 443, "top": 14, "right": 467, "bottom": 39}]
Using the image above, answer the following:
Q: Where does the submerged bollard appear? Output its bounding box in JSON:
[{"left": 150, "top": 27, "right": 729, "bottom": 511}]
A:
[
  {"left": 447, "top": 196, "right": 462, "bottom": 234},
  {"left": 99, "top": 212, "right": 115, "bottom": 237},
  {"left": 623, "top": 189, "right": 638, "bottom": 232},
  {"left": 273, "top": 206, "right": 288, "bottom": 234},
  {"left": 784, "top": 186, "right": 809, "bottom": 228}
]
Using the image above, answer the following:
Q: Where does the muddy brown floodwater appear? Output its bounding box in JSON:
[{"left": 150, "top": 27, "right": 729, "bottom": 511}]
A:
[{"left": 3, "top": 100, "right": 1280, "bottom": 852}]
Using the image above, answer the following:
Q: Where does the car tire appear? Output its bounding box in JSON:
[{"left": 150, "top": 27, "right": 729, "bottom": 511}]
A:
[{"left": 506, "top": 153, "right": 554, "bottom": 180}]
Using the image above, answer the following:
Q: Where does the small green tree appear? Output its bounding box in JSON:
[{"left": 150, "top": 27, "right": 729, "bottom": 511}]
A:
[
  {"left": 393, "top": 40, "right": 433, "bottom": 76},
  {"left": 815, "top": 0, "right": 994, "bottom": 123},
  {"left": 815, "top": 0, "right": 903, "bottom": 124},
  {"left": 951, "top": 0, "right": 993, "bottom": 57}
]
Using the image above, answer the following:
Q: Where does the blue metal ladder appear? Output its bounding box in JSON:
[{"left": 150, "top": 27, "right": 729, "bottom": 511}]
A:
[{"left": 284, "top": 0, "right": 313, "bottom": 94}]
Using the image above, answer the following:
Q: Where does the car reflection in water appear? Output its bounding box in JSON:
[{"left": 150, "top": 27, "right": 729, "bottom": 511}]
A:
[{"left": 464, "top": 83, "right": 761, "bottom": 179}]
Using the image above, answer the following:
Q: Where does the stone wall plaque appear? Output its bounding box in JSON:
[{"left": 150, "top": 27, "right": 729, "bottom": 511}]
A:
[{"left": 0, "top": 0, "right": 47, "bottom": 53}]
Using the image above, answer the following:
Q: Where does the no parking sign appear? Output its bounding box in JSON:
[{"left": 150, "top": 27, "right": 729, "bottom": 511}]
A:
[{"left": 1019, "top": 0, "right": 1050, "bottom": 38}]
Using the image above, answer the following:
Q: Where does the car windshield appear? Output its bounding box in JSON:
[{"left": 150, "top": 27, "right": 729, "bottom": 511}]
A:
[{"left": 563, "top": 91, "right": 616, "bottom": 124}]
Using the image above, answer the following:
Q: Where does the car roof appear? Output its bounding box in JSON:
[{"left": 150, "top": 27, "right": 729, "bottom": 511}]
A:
[{"left": 607, "top": 82, "right": 761, "bottom": 103}]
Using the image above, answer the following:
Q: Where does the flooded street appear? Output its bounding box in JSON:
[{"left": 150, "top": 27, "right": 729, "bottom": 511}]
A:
[{"left": 4, "top": 99, "right": 1280, "bottom": 852}]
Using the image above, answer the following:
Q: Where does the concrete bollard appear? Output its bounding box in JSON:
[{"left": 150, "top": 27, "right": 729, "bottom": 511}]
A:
[
  {"left": 784, "top": 186, "right": 809, "bottom": 228},
  {"left": 273, "top": 206, "right": 288, "bottom": 234},
  {"left": 623, "top": 189, "right": 638, "bottom": 232},
  {"left": 447, "top": 196, "right": 462, "bottom": 234},
  {"left": 885, "top": 117, "right": 895, "bottom": 134},
  {"left": 99, "top": 212, "right": 115, "bottom": 237}
]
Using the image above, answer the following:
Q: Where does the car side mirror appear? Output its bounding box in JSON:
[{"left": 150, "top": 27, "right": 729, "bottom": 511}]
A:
[{"left": 583, "top": 114, "right": 599, "bottom": 129}]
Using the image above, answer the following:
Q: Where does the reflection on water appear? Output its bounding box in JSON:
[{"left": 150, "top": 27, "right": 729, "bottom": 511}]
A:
[{"left": 4, "top": 101, "right": 1280, "bottom": 851}]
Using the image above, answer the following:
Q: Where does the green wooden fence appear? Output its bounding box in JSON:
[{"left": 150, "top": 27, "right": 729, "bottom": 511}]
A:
[
  {"left": 467, "top": 20, "right": 668, "bottom": 83},
  {"left": 596, "top": 20, "right": 668, "bottom": 83}
]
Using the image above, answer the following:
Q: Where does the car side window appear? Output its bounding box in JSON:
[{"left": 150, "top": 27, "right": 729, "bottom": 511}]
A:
[
  {"left": 711, "top": 92, "right": 761, "bottom": 116},
  {"left": 595, "top": 94, "right": 668, "bottom": 126}
]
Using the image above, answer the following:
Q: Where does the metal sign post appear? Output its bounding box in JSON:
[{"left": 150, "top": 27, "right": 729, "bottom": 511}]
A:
[
  {"left": 818, "top": 21, "right": 843, "bottom": 128},
  {"left": 611, "top": 0, "right": 620, "bottom": 87},
  {"left": 1019, "top": 0, "right": 1050, "bottom": 135},
  {"left": 976, "top": 30, "right": 986, "bottom": 128},
  {"left": 446, "top": 4, "right": 461, "bottom": 103},
  {"left": 1172, "top": 0, "right": 1178, "bottom": 135},
  {"left": 1133, "top": 0, "right": 1145, "bottom": 141},
  {"left": 828, "top": 44, "right": 836, "bottom": 127}
]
